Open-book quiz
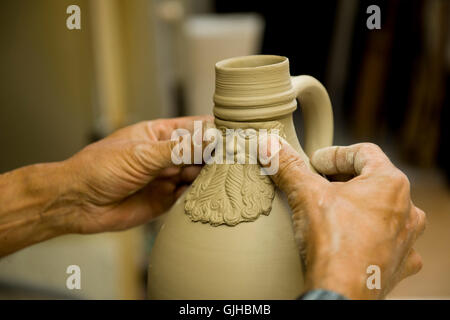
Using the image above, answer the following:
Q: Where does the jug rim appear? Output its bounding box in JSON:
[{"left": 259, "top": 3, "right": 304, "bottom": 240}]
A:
[{"left": 215, "top": 55, "right": 287, "bottom": 71}]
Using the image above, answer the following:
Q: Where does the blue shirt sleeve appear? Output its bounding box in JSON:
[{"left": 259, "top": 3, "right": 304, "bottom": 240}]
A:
[{"left": 298, "top": 289, "right": 349, "bottom": 300}]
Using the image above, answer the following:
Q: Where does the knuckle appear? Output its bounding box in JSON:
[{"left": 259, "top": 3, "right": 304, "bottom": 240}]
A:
[
  {"left": 416, "top": 257, "right": 423, "bottom": 273},
  {"left": 138, "top": 120, "right": 155, "bottom": 132},
  {"left": 412, "top": 253, "right": 423, "bottom": 274},
  {"left": 132, "top": 142, "right": 150, "bottom": 163},
  {"left": 416, "top": 207, "right": 426, "bottom": 218},
  {"left": 360, "top": 142, "right": 383, "bottom": 155},
  {"left": 359, "top": 143, "right": 388, "bottom": 164},
  {"left": 280, "top": 153, "right": 307, "bottom": 173},
  {"left": 148, "top": 119, "right": 162, "bottom": 131},
  {"left": 391, "top": 169, "right": 410, "bottom": 190},
  {"left": 416, "top": 208, "right": 426, "bottom": 222},
  {"left": 415, "top": 207, "right": 427, "bottom": 234},
  {"left": 141, "top": 119, "right": 154, "bottom": 126},
  {"left": 277, "top": 157, "right": 306, "bottom": 186},
  {"left": 284, "top": 158, "right": 306, "bottom": 174}
]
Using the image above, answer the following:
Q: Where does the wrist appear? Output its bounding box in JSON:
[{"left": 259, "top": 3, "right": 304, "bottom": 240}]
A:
[
  {"left": 299, "top": 289, "right": 349, "bottom": 300},
  {"left": 0, "top": 161, "right": 80, "bottom": 255},
  {"left": 304, "top": 259, "right": 380, "bottom": 300},
  {"left": 36, "top": 160, "right": 82, "bottom": 235}
]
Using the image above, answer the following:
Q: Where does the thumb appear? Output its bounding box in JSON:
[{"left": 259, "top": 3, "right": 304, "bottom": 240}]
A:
[
  {"left": 134, "top": 139, "right": 179, "bottom": 174},
  {"left": 134, "top": 124, "right": 216, "bottom": 175},
  {"left": 258, "top": 135, "right": 325, "bottom": 197}
]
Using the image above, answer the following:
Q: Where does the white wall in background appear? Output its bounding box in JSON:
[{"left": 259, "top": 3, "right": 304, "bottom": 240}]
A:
[{"left": 181, "top": 14, "right": 264, "bottom": 116}]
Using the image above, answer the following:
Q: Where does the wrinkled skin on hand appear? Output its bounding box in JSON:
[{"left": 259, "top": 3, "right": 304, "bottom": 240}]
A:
[
  {"left": 64, "top": 115, "right": 213, "bottom": 234},
  {"left": 259, "top": 140, "right": 426, "bottom": 300}
]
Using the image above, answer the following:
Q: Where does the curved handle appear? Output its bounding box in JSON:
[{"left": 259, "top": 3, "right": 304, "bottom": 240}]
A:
[{"left": 291, "top": 75, "right": 334, "bottom": 157}]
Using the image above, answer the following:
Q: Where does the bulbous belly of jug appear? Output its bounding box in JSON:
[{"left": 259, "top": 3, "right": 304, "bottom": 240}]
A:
[{"left": 147, "top": 190, "right": 304, "bottom": 299}]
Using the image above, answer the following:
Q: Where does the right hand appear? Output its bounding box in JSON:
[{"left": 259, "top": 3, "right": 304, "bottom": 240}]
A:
[
  {"left": 63, "top": 115, "right": 213, "bottom": 234},
  {"left": 260, "top": 140, "right": 426, "bottom": 299}
]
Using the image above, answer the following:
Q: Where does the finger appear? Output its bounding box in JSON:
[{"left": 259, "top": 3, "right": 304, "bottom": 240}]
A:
[
  {"left": 157, "top": 179, "right": 177, "bottom": 194},
  {"left": 258, "top": 134, "right": 326, "bottom": 197},
  {"left": 149, "top": 115, "right": 215, "bottom": 140},
  {"left": 134, "top": 128, "right": 213, "bottom": 175},
  {"left": 107, "top": 115, "right": 214, "bottom": 141},
  {"left": 103, "top": 181, "right": 177, "bottom": 231},
  {"left": 311, "top": 143, "right": 392, "bottom": 177},
  {"left": 159, "top": 166, "right": 181, "bottom": 177},
  {"left": 180, "top": 165, "right": 202, "bottom": 182},
  {"left": 158, "top": 165, "right": 202, "bottom": 182},
  {"left": 134, "top": 139, "right": 179, "bottom": 172}
]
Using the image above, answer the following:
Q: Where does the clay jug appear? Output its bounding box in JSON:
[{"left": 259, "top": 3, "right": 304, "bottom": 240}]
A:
[{"left": 147, "top": 55, "right": 333, "bottom": 299}]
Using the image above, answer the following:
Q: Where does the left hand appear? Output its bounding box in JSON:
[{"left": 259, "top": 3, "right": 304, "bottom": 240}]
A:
[{"left": 63, "top": 115, "right": 213, "bottom": 234}]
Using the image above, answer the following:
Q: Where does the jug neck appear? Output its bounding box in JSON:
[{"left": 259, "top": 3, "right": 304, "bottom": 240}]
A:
[
  {"left": 213, "top": 55, "right": 297, "bottom": 122},
  {"left": 213, "top": 55, "right": 314, "bottom": 169}
]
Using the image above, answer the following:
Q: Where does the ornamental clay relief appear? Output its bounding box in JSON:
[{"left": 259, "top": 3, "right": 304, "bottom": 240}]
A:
[{"left": 185, "top": 121, "right": 285, "bottom": 226}]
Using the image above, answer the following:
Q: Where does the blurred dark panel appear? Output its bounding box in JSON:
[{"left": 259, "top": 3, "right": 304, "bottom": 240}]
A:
[
  {"left": 214, "top": 0, "right": 337, "bottom": 81},
  {"left": 215, "top": 0, "right": 449, "bottom": 180}
]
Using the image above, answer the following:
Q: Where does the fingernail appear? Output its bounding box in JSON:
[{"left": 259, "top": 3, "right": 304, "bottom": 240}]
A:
[{"left": 258, "top": 134, "right": 282, "bottom": 165}]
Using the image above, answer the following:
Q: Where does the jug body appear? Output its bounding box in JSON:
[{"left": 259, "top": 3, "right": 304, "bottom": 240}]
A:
[
  {"left": 147, "top": 55, "right": 333, "bottom": 299},
  {"left": 148, "top": 187, "right": 303, "bottom": 299}
]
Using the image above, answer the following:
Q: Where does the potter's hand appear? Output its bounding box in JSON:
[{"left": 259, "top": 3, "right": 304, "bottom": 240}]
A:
[
  {"left": 0, "top": 116, "right": 212, "bottom": 257},
  {"left": 65, "top": 116, "right": 213, "bottom": 234},
  {"left": 260, "top": 140, "right": 425, "bottom": 299}
]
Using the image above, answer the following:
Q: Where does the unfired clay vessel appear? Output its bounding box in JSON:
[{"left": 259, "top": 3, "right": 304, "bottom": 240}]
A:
[{"left": 147, "top": 55, "right": 333, "bottom": 299}]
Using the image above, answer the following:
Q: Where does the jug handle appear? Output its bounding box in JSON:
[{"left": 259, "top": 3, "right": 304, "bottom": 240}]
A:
[{"left": 290, "top": 75, "right": 334, "bottom": 157}]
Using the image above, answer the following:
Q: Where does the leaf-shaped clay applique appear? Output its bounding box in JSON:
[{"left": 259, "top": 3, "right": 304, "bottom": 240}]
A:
[{"left": 185, "top": 162, "right": 276, "bottom": 226}]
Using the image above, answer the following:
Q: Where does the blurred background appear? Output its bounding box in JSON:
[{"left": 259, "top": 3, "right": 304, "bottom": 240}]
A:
[{"left": 0, "top": 0, "right": 448, "bottom": 299}]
